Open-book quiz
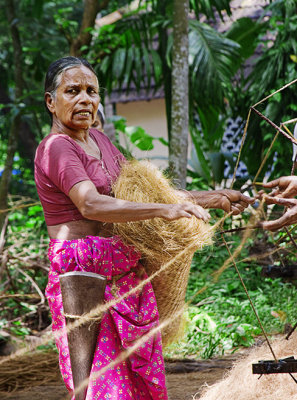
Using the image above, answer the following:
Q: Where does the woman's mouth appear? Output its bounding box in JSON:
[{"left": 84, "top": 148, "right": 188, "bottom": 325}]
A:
[{"left": 77, "top": 111, "right": 91, "bottom": 116}]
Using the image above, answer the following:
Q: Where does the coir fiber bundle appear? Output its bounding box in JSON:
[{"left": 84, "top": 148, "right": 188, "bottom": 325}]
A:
[
  {"left": 197, "top": 333, "right": 297, "bottom": 400},
  {"left": 112, "top": 160, "right": 214, "bottom": 346},
  {"left": 0, "top": 350, "right": 61, "bottom": 392}
]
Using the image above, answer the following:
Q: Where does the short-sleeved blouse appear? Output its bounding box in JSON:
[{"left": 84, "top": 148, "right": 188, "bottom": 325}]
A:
[{"left": 34, "top": 129, "right": 125, "bottom": 226}]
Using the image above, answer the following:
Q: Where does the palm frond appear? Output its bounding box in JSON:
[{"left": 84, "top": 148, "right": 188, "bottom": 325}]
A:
[
  {"left": 190, "top": 0, "right": 232, "bottom": 20},
  {"left": 189, "top": 20, "right": 240, "bottom": 108},
  {"left": 225, "top": 17, "right": 263, "bottom": 61},
  {"left": 94, "top": 11, "right": 163, "bottom": 92}
]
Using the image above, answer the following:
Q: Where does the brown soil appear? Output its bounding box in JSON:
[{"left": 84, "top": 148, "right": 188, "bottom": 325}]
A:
[{"left": 0, "top": 355, "right": 237, "bottom": 400}]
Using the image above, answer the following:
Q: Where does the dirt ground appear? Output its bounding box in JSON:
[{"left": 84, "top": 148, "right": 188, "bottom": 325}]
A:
[{"left": 0, "top": 355, "right": 237, "bottom": 400}]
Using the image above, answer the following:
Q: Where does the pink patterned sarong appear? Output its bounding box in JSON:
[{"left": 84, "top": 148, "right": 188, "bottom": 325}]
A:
[{"left": 46, "top": 235, "right": 168, "bottom": 399}]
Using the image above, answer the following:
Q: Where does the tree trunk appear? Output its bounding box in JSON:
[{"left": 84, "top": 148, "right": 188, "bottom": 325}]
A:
[
  {"left": 156, "top": 1, "right": 172, "bottom": 140},
  {"left": 168, "top": 0, "right": 189, "bottom": 188},
  {"left": 70, "top": 0, "right": 109, "bottom": 56},
  {"left": 0, "top": 0, "right": 24, "bottom": 231}
]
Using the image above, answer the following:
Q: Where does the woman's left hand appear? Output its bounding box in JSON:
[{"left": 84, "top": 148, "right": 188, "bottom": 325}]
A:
[
  {"left": 185, "top": 189, "right": 255, "bottom": 215},
  {"left": 214, "top": 189, "right": 255, "bottom": 215}
]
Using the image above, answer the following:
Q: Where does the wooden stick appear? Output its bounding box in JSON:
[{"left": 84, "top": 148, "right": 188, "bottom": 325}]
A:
[{"left": 251, "top": 107, "right": 297, "bottom": 145}]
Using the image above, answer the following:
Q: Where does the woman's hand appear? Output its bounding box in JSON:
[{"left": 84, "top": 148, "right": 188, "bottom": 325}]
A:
[
  {"left": 260, "top": 196, "right": 297, "bottom": 231},
  {"left": 184, "top": 189, "right": 255, "bottom": 215},
  {"left": 162, "top": 203, "right": 211, "bottom": 222},
  {"left": 261, "top": 176, "right": 297, "bottom": 198},
  {"left": 213, "top": 189, "right": 255, "bottom": 215}
]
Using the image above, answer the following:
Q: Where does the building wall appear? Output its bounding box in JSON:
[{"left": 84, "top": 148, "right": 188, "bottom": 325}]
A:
[{"left": 116, "top": 99, "right": 169, "bottom": 167}]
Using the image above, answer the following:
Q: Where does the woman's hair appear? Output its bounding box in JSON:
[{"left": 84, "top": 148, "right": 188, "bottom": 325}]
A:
[{"left": 44, "top": 56, "right": 97, "bottom": 116}]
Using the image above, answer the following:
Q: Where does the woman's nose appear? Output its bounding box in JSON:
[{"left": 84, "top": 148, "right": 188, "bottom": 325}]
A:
[{"left": 78, "top": 90, "right": 91, "bottom": 103}]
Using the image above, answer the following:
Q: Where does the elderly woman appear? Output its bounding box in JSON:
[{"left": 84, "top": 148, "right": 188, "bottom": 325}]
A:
[{"left": 34, "top": 56, "right": 254, "bottom": 400}]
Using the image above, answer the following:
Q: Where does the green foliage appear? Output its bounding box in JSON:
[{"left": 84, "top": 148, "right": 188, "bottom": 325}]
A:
[
  {"left": 189, "top": 112, "right": 227, "bottom": 185},
  {"left": 235, "top": 2, "right": 297, "bottom": 180},
  {"left": 8, "top": 154, "right": 38, "bottom": 198},
  {"left": 189, "top": 20, "right": 240, "bottom": 110},
  {"left": 9, "top": 321, "right": 31, "bottom": 337},
  {"left": 53, "top": 6, "right": 80, "bottom": 39},
  {"left": 165, "top": 227, "right": 297, "bottom": 359},
  {"left": 226, "top": 17, "right": 263, "bottom": 65},
  {"left": 0, "top": 198, "right": 49, "bottom": 339},
  {"left": 110, "top": 115, "right": 167, "bottom": 157},
  {"left": 188, "top": 17, "right": 262, "bottom": 186},
  {"left": 189, "top": 0, "right": 232, "bottom": 20},
  {"left": 91, "top": 11, "right": 165, "bottom": 94}
]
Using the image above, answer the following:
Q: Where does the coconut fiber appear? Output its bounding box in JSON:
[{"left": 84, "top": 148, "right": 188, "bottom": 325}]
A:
[
  {"left": 0, "top": 351, "right": 61, "bottom": 392},
  {"left": 197, "top": 333, "right": 297, "bottom": 400},
  {"left": 112, "top": 160, "right": 214, "bottom": 346}
]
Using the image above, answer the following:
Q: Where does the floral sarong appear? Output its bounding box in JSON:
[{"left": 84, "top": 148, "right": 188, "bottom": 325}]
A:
[{"left": 46, "top": 235, "right": 168, "bottom": 400}]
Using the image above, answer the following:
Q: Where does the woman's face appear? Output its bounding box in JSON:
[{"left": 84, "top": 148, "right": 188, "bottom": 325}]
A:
[{"left": 46, "top": 65, "right": 100, "bottom": 132}]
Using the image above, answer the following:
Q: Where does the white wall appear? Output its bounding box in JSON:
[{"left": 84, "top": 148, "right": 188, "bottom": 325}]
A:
[{"left": 116, "top": 99, "right": 169, "bottom": 168}]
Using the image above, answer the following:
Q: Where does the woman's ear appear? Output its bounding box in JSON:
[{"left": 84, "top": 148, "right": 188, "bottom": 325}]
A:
[{"left": 45, "top": 92, "right": 55, "bottom": 114}]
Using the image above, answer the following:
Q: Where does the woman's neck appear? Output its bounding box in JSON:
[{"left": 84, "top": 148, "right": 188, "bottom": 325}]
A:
[{"left": 51, "top": 119, "right": 89, "bottom": 142}]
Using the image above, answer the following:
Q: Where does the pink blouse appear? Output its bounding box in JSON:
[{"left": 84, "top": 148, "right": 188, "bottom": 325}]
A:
[{"left": 34, "top": 129, "right": 125, "bottom": 226}]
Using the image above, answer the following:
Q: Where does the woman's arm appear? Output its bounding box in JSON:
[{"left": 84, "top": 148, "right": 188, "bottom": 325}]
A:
[
  {"left": 69, "top": 180, "right": 211, "bottom": 223},
  {"left": 179, "top": 189, "right": 255, "bottom": 215}
]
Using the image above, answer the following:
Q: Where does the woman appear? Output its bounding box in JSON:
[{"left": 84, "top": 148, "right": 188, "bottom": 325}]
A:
[{"left": 35, "top": 56, "right": 254, "bottom": 400}]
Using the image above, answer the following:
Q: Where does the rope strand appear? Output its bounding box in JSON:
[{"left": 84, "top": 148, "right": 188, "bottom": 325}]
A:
[{"left": 221, "top": 233, "right": 278, "bottom": 362}]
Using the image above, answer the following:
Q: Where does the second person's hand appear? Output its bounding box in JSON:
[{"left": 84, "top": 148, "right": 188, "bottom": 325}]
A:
[
  {"left": 259, "top": 196, "right": 297, "bottom": 231},
  {"left": 261, "top": 176, "right": 297, "bottom": 198}
]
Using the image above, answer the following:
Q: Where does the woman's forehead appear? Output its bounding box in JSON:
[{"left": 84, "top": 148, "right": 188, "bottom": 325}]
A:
[{"left": 59, "top": 66, "right": 98, "bottom": 87}]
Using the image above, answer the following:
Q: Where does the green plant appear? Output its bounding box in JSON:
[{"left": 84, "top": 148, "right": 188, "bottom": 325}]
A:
[
  {"left": 237, "top": 2, "right": 297, "bottom": 180},
  {"left": 165, "top": 230, "right": 297, "bottom": 359},
  {"left": 110, "top": 115, "right": 168, "bottom": 157}
]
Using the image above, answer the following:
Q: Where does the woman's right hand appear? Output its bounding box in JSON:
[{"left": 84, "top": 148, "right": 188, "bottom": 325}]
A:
[{"left": 162, "top": 203, "right": 211, "bottom": 223}]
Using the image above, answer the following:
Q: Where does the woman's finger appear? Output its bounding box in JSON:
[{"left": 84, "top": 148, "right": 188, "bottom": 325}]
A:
[
  {"left": 239, "top": 194, "right": 255, "bottom": 204},
  {"left": 260, "top": 220, "right": 285, "bottom": 231},
  {"left": 260, "top": 214, "right": 295, "bottom": 231},
  {"left": 264, "top": 196, "right": 297, "bottom": 207},
  {"left": 231, "top": 204, "right": 244, "bottom": 215},
  {"left": 230, "top": 207, "right": 241, "bottom": 215},
  {"left": 176, "top": 204, "right": 210, "bottom": 222},
  {"left": 261, "top": 178, "right": 280, "bottom": 188},
  {"left": 269, "top": 189, "right": 280, "bottom": 197},
  {"left": 193, "top": 207, "right": 211, "bottom": 222},
  {"left": 278, "top": 186, "right": 297, "bottom": 198},
  {"left": 221, "top": 197, "right": 231, "bottom": 213},
  {"left": 238, "top": 200, "right": 250, "bottom": 208}
]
